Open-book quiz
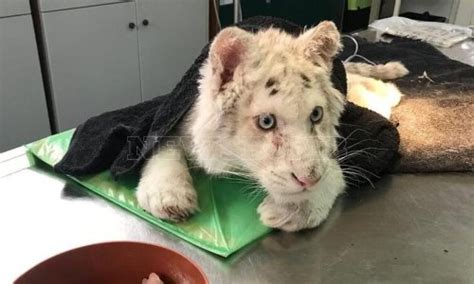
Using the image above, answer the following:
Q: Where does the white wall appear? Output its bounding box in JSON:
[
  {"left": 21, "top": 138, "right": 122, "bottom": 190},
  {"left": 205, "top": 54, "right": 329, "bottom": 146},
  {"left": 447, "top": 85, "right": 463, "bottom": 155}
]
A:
[
  {"left": 454, "top": 0, "right": 474, "bottom": 26},
  {"left": 400, "top": 0, "right": 458, "bottom": 22},
  {"left": 378, "top": 0, "right": 470, "bottom": 24}
]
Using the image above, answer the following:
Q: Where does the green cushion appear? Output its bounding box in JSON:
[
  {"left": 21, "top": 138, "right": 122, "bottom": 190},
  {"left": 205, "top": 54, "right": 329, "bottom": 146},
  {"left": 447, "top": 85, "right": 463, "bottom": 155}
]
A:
[{"left": 26, "top": 130, "right": 271, "bottom": 257}]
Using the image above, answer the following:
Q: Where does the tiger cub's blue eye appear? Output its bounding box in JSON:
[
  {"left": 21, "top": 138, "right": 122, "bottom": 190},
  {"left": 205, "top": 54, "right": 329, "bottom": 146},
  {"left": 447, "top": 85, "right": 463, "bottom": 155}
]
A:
[
  {"left": 310, "top": 106, "right": 323, "bottom": 124},
  {"left": 258, "top": 114, "right": 276, "bottom": 130}
]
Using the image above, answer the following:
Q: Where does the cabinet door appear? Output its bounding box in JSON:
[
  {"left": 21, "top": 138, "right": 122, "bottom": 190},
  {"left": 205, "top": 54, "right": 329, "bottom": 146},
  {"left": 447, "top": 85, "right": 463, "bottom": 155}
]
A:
[
  {"left": 0, "top": 0, "right": 30, "bottom": 18},
  {"left": 40, "top": 0, "right": 134, "bottom": 12},
  {"left": 42, "top": 2, "right": 142, "bottom": 131},
  {"left": 137, "top": 0, "right": 208, "bottom": 100},
  {"left": 0, "top": 15, "right": 50, "bottom": 152}
]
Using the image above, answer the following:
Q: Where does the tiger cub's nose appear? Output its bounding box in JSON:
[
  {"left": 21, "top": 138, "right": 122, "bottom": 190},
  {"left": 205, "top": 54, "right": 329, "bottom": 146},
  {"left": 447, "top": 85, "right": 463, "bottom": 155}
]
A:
[{"left": 291, "top": 172, "right": 320, "bottom": 188}]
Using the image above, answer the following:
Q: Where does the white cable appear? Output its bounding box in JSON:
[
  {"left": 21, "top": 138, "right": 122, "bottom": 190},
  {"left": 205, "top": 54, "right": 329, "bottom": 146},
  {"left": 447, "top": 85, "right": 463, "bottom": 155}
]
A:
[
  {"left": 239, "top": 0, "right": 243, "bottom": 22},
  {"left": 213, "top": 0, "right": 222, "bottom": 31},
  {"left": 234, "top": 0, "right": 240, "bottom": 24},
  {"left": 341, "top": 35, "right": 377, "bottom": 66}
]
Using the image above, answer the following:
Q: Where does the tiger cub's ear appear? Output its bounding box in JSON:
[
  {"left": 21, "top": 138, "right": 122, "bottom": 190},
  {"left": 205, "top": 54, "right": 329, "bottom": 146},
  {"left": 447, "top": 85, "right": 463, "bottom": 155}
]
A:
[
  {"left": 298, "top": 21, "right": 341, "bottom": 69},
  {"left": 209, "top": 27, "right": 253, "bottom": 89}
]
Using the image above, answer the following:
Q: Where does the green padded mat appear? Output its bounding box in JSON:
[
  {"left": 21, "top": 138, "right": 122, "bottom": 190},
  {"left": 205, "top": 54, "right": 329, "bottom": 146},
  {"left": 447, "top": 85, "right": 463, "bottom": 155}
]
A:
[{"left": 26, "top": 130, "right": 271, "bottom": 257}]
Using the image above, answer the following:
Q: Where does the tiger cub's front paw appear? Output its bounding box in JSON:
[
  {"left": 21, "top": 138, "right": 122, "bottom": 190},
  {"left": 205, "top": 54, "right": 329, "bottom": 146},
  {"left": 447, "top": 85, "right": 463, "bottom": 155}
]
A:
[
  {"left": 136, "top": 180, "right": 198, "bottom": 222},
  {"left": 257, "top": 196, "right": 329, "bottom": 232}
]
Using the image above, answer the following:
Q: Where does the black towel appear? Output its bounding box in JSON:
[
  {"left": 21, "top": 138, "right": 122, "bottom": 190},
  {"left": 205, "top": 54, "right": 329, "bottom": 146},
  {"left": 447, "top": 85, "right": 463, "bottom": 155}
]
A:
[{"left": 55, "top": 16, "right": 400, "bottom": 188}]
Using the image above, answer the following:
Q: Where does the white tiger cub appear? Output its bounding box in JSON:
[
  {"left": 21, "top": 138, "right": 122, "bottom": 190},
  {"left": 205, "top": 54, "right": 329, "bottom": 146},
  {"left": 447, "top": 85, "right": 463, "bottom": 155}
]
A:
[
  {"left": 345, "top": 62, "right": 408, "bottom": 118},
  {"left": 136, "top": 21, "right": 407, "bottom": 232}
]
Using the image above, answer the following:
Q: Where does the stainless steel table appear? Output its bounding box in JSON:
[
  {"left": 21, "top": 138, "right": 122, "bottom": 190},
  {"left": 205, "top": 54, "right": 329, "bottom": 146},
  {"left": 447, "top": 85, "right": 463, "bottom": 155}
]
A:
[{"left": 1, "top": 146, "right": 473, "bottom": 283}]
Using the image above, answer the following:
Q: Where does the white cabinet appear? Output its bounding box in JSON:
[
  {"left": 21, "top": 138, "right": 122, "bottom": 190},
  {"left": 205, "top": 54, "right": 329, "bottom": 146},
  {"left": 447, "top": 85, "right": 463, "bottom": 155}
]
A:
[
  {"left": 41, "top": 0, "right": 208, "bottom": 130},
  {"left": 0, "top": 12, "right": 50, "bottom": 151},
  {"left": 40, "top": 0, "right": 132, "bottom": 12},
  {"left": 42, "top": 2, "right": 142, "bottom": 130},
  {"left": 137, "top": 0, "right": 208, "bottom": 100},
  {"left": 0, "top": 0, "right": 31, "bottom": 18}
]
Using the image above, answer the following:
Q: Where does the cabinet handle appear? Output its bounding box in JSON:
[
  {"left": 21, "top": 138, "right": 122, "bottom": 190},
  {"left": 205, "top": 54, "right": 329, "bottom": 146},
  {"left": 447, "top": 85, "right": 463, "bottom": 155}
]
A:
[
  {"left": 142, "top": 19, "right": 149, "bottom": 26},
  {"left": 128, "top": 22, "right": 136, "bottom": 29}
]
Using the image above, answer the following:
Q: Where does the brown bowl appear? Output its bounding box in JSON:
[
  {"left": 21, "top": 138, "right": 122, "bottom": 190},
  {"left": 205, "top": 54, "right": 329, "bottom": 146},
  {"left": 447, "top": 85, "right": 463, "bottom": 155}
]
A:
[{"left": 15, "top": 241, "right": 208, "bottom": 284}]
